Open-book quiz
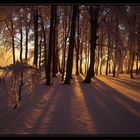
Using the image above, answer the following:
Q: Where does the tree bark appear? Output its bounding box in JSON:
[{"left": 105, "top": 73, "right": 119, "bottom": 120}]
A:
[
  {"left": 76, "top": 7, "right": 80, "bottom": 75},
  {"left": 113, "top": 14, "right": 118, "bottom": 77},
  {"left": 25, "top": 16, "right": 29, "bottom": 62},
  {"left": 80, "top": 40, "right": 83, "bottom": 74},
  {"left": 46, "top": 6, "right": 56, "bottom": 85},
  {"left": 40, "top": 13, "right": 48, "bottom": 79},
  {"left": 39, "top": 36, "right": 42, "bottom": 68},
  {"left": 5, "top": 19, "right": 15, "bottom": 64},
  {"left": 52, "top": 6, "right": 58, "bottom": 77},
  {"left": 20, "top": 17, "right": 23, "bottom": 61},
  {"left": 64, "top": 5, "right": 78, "bottom": 84},
  {"left": 33, "top": 7, "right": 39, "bottom": 67},
  {"left": 83, "top": 6, "right": 99, "bottom": 83},
  {"left": 136, "top": 55, "right": 139, "bottom": 75},
  {"left": 100, "top": 34, "right": 103, "bottom": 75}
]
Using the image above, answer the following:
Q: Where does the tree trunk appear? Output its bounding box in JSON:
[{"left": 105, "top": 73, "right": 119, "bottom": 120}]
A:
[
  {"left": 39, "top": 36, "right": 42, "bottom": 68},
  {"left": 106, "top": 47, "right": 110, "bottom": 75},
  {"left": 76, "top": 7, "right": 80, "bottom": 75},
  {"left": 25, "top": 17, "right": 29, "bottom": 62},
  {"left": 52, "top": 6, "right": 58, "bottom": 77},
  {"left": 106, "top": 22, "right": 110, "bottom": 76},
  {"left": 46, "top": 6, "right": 56, "bottom": 85},
  {"left": 40, "top": 13, "right": 48, "bottom": 79},
  {"left": 79, "top": 41, "right": 83, "bottom": 74},
  {"left": 62, "top": 36, "right": 67, "bottom": 81},
  {"left": 130, "top": 12, "right": 136, "bottom": 79},
  {"left": 64, "top": 6, "right": 78, "bottom": 84},
  {"left": 20, "top": 18, "right": 23, "bottom": 61},
  {"left": 83, "top": 6, "right": 99, "bottom": 83},
  {"left": 113, "top": 15, "right": 118, "bottom": 77},
  {"left": 12, "top": 37, "right": 15, "bottom": 64},
  {"left": 100, "top": 36, "right": 103, "bottom": 75},
  {"left": 75, "top": 39, "right": 80, "bottom": 75},
  {"left": 109, "top": 60, "right": 111, "bottom": 74},
  {"left": 96, "top": 45, "right": 100, "bottom": 76},
  {"left": 5, "top": 19, "right": 15, "bottom": 64},
  {"left": 130, "top": 51, "right": 135, "bottom": 79},
  {"left": 136, "top": 55, "right": 139, "bottom": 75},
  {"left": 33, "top": 7, "right": 39, "bottom": 67},
  {"left": 55, "top": 35, "right": 59, "bottom": 74},
  {"left": 127, "top": 54, "right": 131, "bottom": 74}
]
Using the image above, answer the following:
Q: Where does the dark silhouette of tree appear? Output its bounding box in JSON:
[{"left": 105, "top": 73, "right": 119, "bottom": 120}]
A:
[
  {"left": 52, "top": 6, "right": 58, "bottom": 77},
  {"left": 5, "top": 19, "right": 16, "bottom": 64},
  {"left": 61, "top": 7, "right": 72, "bottom": 81},
  {"left": 76, "top": 6, "right": 80, "bottom": 75},
  {"left": 19, "top": 13, "right": 23, "bottom": 61},
  {"left": 113, "top": 14, "right": 118, "bottom": 77},
  {"left": 83, "top": 6, "right": 100, "bottom": 83},
  {"left": 25, "top": 9, "right": 30, "bottom": 62},
  {"left": 46, "top": 6, "right": 56, "bottom": 85},
  {"left": 33, "top": 7, "right": 39, "bottom": 67},
  {"left": 63, "top": 5, "right": 78, "bottom": 84}
]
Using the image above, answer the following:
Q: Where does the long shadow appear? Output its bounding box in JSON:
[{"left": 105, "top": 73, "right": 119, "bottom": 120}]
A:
[
  {"left": 80, "top": 74, "right": 140, "bottom": 112},
  {"left": 28, "top": 84, "right": 61, "bottom": 134},
  {"left": 104, "top": 77, "right": 140, "bottom": 93},
  {"left": 41, "top": 85, "right": 74, "bottom": 134},
  {"left": 0, "top": 81, "right": 59, "bottom": 134},
  {"left": 93, "top": 77, "right": 140, "bottom": 110},
  {"left": 118, "top": 74, "right": 140, "bottom": 82},
  {"left": 104, "top": 75, "right": 140, "bottom": 91},
  {"left": 77, "top": 75, "right": 140, "bottom": 134}
]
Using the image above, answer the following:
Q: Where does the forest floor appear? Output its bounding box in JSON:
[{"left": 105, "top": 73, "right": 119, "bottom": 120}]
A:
[{"left": 0, "top": 72, "right": 140, "bottom": 134}]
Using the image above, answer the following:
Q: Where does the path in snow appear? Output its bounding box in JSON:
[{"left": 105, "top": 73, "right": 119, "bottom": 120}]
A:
[{"left": 0, "top": 74, "right": 140, "bottom": 134}]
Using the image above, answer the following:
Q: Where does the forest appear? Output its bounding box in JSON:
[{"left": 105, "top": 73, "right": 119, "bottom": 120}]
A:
[{"left": 0, "top": 5, "right": 140, "bottom": 134}]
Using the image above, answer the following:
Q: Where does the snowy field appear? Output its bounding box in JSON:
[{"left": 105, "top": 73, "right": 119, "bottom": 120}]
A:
[{"left": 0, "top": 72, "right": 140, "bottom": 134}]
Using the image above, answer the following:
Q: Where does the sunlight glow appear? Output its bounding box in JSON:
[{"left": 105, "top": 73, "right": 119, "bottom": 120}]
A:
[{"left": 98, "top": 76, "right": 140, "bottom": 104}]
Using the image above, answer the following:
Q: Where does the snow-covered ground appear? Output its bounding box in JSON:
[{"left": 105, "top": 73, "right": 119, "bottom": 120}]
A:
[{"left": 0, "top": 72, "right": 140, "bottom": 134}]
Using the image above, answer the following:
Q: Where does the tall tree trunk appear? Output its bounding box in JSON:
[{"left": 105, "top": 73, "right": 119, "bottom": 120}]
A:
[
  {"left": 87, "top": 45, "right": 90, "bottom": 73},
  {"left": 136, "top": 55, "right": 139, "bottom": 75},
  {"left": 100, "top": 35, "right": 103, "bottom": 75},
  {"left": 33, "top": 7, "right": 39, "bottom": 67},
  {"left": 12, "top": 37, "right": 15, "bottom": 64},
  {"left": 113, "top": 15, "right": 118, "bottom": 77},
  {"left": 20, "top": 18, "right": 23, "bottom": 61},
  {"left": 136, "top": 34, "right": 139, "bottom": 75},
  {"left": 40, "top": 13, "right": 48, "bottom": 79},
  {"left": 79, "top": 40, "right": 83, "bottom": 74},
  {"left": 52, "top": 6, "right": 58, "bottom": 77},
  {"left": 62, "top": 35, "right": 67, "bottom": 81},
  {"left": 106, "top": 22, "right": 110, "bottom": 75},
  {"left": 76, "top": 7, "right": 80, "bottom": 75},
  {"left": 5, "top": 19, "right": 15, "bottom": 64},
  {"left": 130, "top": 51, "right": 135, "bottom": 79},
  {"left": 96, "top": 45, "right": 100, "bottom": 76},
  {"left": 130, "top": 12, "right": 136, "bottom": 79},
  {"left": 39, "top": 36, "right": 42, "bottom": 68},
  {"left": 46, "top": 6, "right": 56, "bottom": 85},
  {"left": 83, "top": 6, "right": 99, "bottom": 83},
  {"left": 11, "top": 19, "right": 15, "bottom": 64},
  {"left": 127, "top": 55, "right": 131, "bottom": 74},
  {"left": 75, "top": 38, "right": 80, "bottom": 75},
  {"left": 109, "top": 60, "right": 111, "bottom": 74},
  {"left": 25, "top": 17, "right": 29, "bottom": 62},
  {"left": 106, "top": 47, "right": 110, "bottom": 76},
  {"left": 55, "top": 27, "right": 59, "bottom": 74},
  {"left": 62, "top": 7, "right": 71, "bottom": 81},
  {"left": 64, "top": 5, "right": 78, "bottom": 84}
]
